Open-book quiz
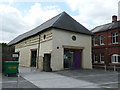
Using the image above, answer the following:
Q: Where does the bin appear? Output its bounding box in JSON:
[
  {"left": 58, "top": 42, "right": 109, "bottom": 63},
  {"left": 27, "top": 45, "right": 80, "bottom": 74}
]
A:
[{"left": 3, "top": 61, "right": 19, "bottom": 76}]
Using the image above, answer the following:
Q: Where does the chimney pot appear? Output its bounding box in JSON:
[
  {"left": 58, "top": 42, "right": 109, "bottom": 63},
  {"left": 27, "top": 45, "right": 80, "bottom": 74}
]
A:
[{"left": 112, "top": 15, "right": 117, "bottom": 22}]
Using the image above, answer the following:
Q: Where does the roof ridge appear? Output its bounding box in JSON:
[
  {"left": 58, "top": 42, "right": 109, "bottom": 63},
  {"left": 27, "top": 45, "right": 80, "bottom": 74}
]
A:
[
  {"left": 9, "top": 12, "right": 92, "bottom": 45},
  {"left": 52, "top": 11, "right": 66, "bottom": 27},
  {"left": 32, "top": 12, "right": 63, "bottom": 30}
]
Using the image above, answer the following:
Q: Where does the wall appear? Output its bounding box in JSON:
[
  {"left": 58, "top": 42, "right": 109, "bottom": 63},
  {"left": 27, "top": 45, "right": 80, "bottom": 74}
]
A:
[
  {"left": 15, "top": 30, "right": 53, "bottom": 69},
  {"left": 15, "top": 44, "right": 38, "bottom": 67},
  {"left": 52, "top": 29, "right": 92, "bottom": 70},
  {"left": 92, "top": 28, "right": 120, "bottom": 65},
  {"left": 15, "top": 28, "right": 92, "bottom": 71}
]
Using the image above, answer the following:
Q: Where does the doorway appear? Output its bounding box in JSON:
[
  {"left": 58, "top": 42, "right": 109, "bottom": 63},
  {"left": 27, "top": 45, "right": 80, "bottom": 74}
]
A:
[
  {"left": 31, "top": 50, "right": 37, "bottom": 67},
  {"left": 64, "top": 49, "right": 82, "bottom": 69}
]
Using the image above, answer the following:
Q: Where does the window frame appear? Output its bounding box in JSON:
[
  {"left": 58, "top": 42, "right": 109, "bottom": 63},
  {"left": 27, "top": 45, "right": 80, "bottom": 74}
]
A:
[
  {"left": 100, "top": 53, "right": 104, "bottom": 63},
  {"left": 93, "top": 36, "right": 98, "bottom": 46},
  {"left": 93, "top": 53, "right": 98, "bottom": 63},
  {"left": 99, "top": 35, "right": 104, "bottom": 45},
  {"left": 112, "top": 32, "right": 118, "bottom": 44},
  {"left": 111, "top": 54, "right": 120, "bottom": 63}
]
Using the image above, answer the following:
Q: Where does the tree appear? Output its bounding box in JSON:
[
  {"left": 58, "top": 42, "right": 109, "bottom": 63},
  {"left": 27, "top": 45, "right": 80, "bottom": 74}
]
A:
[{"left": 0, "top": 43, "right": 8, "bottom": 46}]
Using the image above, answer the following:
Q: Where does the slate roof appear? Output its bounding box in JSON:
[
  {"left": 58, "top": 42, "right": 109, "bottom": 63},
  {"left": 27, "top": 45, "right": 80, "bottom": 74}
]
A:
[
  {"left": 8, "top": 12, "right": 92, "bottom": 45},
  {"left": 91, "top": 21, "right": 120, "bottom": 33}
]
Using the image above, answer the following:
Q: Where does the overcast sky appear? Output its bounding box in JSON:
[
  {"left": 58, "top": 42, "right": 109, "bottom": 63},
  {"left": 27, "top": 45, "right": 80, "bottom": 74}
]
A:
[{"left": 0, "top": 0, "right": 120, "bottom": 43}]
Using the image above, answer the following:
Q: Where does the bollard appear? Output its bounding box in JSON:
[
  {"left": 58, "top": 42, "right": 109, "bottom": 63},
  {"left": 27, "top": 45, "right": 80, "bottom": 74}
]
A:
[
  {"left": 104, "top": 65, "right": 106, "bottom": 71},
  {"left": 114, "top": 65, "right": 116, "bottom": 72}
]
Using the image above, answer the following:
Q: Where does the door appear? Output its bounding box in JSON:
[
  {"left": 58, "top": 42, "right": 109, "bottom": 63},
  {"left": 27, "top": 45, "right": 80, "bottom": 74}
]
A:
[
  {"left": 64, "top": 50, "right": 73, "bottom": 69},
  {"left": 31, "top": 50, "right": 37, "bottom": 67},
  {"left": 73, "top": 50, "right": 81, "bottom": 69},
  {"left": 64, "top": 49, "right": 81, "bottom": 69}
]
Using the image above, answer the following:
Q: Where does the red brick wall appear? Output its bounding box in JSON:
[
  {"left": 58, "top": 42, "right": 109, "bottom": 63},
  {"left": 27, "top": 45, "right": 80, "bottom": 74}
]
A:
[{"left": 92, "top": 28, "right": 120, "bottom": 66}]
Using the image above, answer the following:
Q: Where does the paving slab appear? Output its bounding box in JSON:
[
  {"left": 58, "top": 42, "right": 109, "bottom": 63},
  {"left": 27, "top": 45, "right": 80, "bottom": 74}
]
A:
[
  {"left": 54, "top": 69, "right": 119, "bottom": 89},
  {"left": 0, "top": 73, "right": 2, "bottom": 90},
  {"left": 20, "top": 71, "right": 100, "bottom": 88},
  {"left": 2, "top": 74, "right": 39, "bottom": 88}
]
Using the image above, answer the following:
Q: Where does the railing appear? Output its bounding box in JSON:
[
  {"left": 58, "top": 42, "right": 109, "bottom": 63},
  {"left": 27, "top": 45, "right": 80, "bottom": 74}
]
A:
[{"left": 93, "top": 64, "right": 120, "bottom": 72}]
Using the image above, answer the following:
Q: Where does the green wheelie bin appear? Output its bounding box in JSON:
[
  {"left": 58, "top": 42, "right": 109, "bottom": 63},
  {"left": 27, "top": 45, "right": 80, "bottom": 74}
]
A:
[{"left": 3, "top": 61, "right": 19, "bottom": 76}]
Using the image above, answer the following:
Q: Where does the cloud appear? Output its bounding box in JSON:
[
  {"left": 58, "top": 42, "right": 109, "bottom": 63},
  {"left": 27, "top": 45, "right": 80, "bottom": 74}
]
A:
[
  {"left": 1, "top": 0, "right": 119, "bottom": 43},
  {"left": 65, "top": 0, "right": 119, "bottom": 29},
  {"left": 23, "top": 3, "right": 61, "bottom": 29},
  {"left": 0, "top": 3, "right": 61, "bottom": 43},
  {"left": 0, "top": 4, "right": 26, "bottom": 43}
]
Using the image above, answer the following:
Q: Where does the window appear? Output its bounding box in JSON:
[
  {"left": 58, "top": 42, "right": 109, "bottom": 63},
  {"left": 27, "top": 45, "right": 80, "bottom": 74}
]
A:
[
  {"left": 43, "top": 35, "right": 46, "bottom": 39},
  {"left": 93, "top": 36, "right": 97, "bottom": 46},
  {"left": 100, "top": 53, "right": 104, "bottom": 63},
  {"left": 72, "top": 36, "right": 76, "bottom": 41},
  {"left": 112, "top": 32, "right": 118, "bottom": 44},
  {"left": 99, "top": 35, "right": 104, "bottom": 45},
  {"left": 111, "top": 54, "right": 120, "bottom": 63},
  {"left": 93, "top": 53, "right": 98, "bottom": 63}
]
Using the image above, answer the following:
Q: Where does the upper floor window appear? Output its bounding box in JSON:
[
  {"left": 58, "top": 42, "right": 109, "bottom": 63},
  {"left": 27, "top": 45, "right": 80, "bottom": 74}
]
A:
[
  {"left": 99, "top": 35, "right": 104, "bottom": 45},
  {"left": 111, "top": 54, "right": 120, "bottom": 63},
  {"left": 93, "top": 36, "right": 98, "bottom": 46},
  {"left": 100, "top": 53, "right": 104, "bottom": 63},
  {"left": 112, "top": 32, "right": 118, "bottom": 44}
]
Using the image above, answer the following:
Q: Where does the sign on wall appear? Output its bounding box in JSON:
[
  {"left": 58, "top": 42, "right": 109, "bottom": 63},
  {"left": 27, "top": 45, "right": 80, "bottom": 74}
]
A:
[{"left": 12, "top": 53, "right": 19, "bottom": 57}]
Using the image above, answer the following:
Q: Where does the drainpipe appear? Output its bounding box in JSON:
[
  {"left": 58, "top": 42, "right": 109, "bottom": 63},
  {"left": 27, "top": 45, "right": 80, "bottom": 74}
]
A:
[{"left": 37, "top": 34, "right": 41, "bottom": 69}]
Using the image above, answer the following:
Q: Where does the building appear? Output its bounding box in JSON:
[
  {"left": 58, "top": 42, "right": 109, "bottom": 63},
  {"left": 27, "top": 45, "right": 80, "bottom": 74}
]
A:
[
  {"left": 92, "top": 15, "right": 120, "bottom": 69},
  {"left": 118, "top": 1, "right": 120, "bottom": 20},
  {"left": 8, "top": 12, "right": 93, "bottom": 71}
]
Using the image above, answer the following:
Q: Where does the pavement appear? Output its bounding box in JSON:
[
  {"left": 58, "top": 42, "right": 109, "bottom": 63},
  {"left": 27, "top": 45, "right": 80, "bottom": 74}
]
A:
[
  {"left": 54, "top": 69, "right": 119, "bottom": 89},
  {"left": 0, "top": 75, "right": 1, "bottom": 89},
  {"left": 2, "top": 66, "right": 120, "bottom": 90}
]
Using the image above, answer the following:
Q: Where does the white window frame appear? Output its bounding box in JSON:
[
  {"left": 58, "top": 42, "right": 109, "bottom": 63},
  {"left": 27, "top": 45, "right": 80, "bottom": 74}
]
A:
[
  {"left": 100, "top": 53, "right": 104, "bottom": 63},
  {"left": 111, "top": 54, "right": 120, "bottom": 63},
  {"left": 99, "top": 35, "right": 104, "bottom": 45},
  {"left": 94, "top": 54, "right": 98, "bottom": 63},
  {"left": 93, "top": 37, "right": 98, "bottom": 46},
  {"left": 112, "top": 32, "right": 118, "bottom": 44}
]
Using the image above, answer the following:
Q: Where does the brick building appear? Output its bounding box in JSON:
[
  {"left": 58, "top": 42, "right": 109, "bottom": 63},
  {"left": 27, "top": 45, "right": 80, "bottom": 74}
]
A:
[{"left": 92, "top": 15, "right": 120, "bottom": 69}]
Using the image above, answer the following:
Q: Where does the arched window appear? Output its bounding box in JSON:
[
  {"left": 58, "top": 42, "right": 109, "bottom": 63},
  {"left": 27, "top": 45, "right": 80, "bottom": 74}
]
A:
[
  {"left": 93, "top": 36, "right": 98, "bottom": 46},
  {"left": 111, "top": 54, "right": 120, "bottom": 63},
  {"left": 99, "top": 35, "right": 104, "bottom": 45}
]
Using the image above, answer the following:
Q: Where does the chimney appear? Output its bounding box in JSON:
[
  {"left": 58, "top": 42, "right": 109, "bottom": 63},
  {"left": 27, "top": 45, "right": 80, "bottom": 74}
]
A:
[{"left": 112, "top": 15, "right": 117, "bottom": 22}]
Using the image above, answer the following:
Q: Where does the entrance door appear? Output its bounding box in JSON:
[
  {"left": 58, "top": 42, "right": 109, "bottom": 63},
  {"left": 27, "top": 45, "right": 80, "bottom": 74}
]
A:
[
  {"left": 64, "top": 50, "right": 73, "bottom": 69},
  {"left": 64, "top": 49, "right": 81, "bottom": 69},
  {"left": 73, "top": 51, "right": 81, "bottom": 69},
  {"left": 31, "top": 50, "right": 37, "bottom": 67}
]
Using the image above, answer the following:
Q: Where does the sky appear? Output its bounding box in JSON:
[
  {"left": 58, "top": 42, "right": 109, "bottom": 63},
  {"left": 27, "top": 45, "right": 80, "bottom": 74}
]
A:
[{"left": 0, "top": 0, "right": 120, "bottom": 43}]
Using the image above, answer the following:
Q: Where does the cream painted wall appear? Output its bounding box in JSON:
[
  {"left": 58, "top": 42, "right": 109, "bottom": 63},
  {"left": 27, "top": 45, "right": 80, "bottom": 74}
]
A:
[
  {"left": 52, "top": 29, "right": 92, "bottom": 70},
  {"left": 15, "top": 30, "right": 53, "bottom": 70},
  {"left": 38, "top": 39, "right": 53, "bottom": 70},
  {"left": 15, "top": 44, "right": 38, "bottom": 67},
  {"left": 14, "top": 28, "right": 92, "bottom": 71}
]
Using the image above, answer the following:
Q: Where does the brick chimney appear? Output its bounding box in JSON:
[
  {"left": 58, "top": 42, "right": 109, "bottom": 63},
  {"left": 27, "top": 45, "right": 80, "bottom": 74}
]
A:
[{"left": 112, "top": 15, "right": 117, "bottom": 22}]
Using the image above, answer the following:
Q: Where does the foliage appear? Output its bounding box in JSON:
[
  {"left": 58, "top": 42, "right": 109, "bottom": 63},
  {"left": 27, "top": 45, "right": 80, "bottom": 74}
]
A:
[{"left": 0, "top": 43, "right": 8, "bottom": 46}]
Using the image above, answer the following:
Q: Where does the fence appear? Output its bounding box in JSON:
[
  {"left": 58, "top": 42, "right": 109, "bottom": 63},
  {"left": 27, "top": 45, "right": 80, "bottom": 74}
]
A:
[{"left": 93, "top": 64, "right": 120, "bottom": 72}]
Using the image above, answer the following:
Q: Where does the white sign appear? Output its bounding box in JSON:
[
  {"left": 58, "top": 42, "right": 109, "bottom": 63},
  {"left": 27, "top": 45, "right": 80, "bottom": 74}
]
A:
[{"left": 12, "top": 54, "right": 19, "bottom": 57}]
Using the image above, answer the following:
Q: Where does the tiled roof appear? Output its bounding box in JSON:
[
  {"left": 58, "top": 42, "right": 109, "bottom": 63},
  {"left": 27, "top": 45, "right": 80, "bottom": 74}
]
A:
[
  {"left": 8, "top": 12, "right": 92, "bottom": 45},
  {"left": 91, "top": 21, "right": 120, "bottom": 33}
]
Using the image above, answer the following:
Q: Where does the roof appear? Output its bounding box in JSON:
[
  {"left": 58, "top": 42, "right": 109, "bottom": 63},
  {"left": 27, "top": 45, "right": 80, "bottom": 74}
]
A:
[
  {"left": 91, "top": 21, "right": 120, "bottom": 33},
  {"left": 8, "top": 12, "right": 93, "bottom": 45}
]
